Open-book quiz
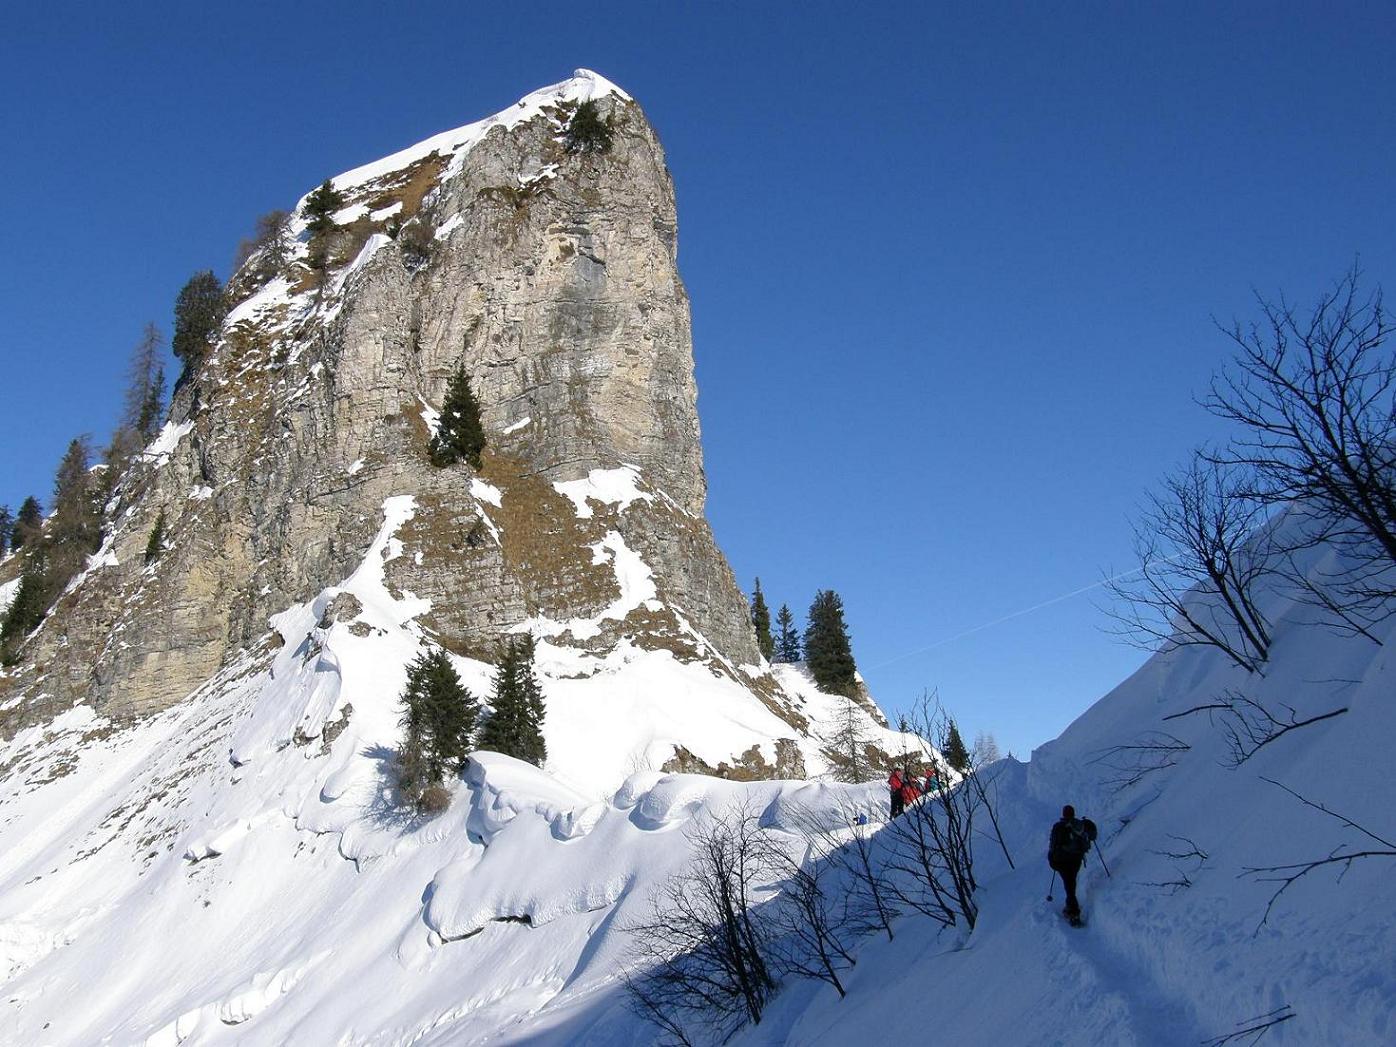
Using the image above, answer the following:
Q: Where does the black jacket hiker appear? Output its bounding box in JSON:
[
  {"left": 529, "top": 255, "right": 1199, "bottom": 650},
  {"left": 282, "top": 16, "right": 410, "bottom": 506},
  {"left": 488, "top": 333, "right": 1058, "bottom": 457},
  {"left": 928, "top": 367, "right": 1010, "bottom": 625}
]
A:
[{"left": 1047, "top": 805, "right": 1096, "bottom": 920}]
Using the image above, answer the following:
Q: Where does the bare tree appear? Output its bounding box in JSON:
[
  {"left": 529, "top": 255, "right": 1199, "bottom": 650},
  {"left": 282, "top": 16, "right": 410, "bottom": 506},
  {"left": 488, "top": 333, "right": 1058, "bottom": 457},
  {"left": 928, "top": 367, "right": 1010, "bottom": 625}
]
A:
[
  {"left": 233, "top": 209, "right": 292, "bottom": 280},
  {"left": 625, "top": 805, "right": 779, "bottom": 1042},
  {"left": 881, "top": 698, "right": 1015, "bottom": 930},
  {"left": 819, "top": 696, "right": 879, "bottom": 783},
  {"left": 1210, "top": 691, "right": 1348, "bottom": 767},
  {"left": 1088, "top": 731, "right": 1192, "bottom": 792},
  {"left": 1208, "top": 268, "right": 1396, "bottom": 636},
  {"left": 1141, "top": 835, "right": 1209, "bottom": 895},
  {"left": 1106, "top": 453, "right": 1275, "bottom": 673},
  {"left": 800, "top": 805, "right": 901, "bottom": 943},
  {"left": 764, "top": 837, "right": 858, "bottom": 998},
  {"left": 972, "top": 731, "right": 1001, "bottom": 766}
]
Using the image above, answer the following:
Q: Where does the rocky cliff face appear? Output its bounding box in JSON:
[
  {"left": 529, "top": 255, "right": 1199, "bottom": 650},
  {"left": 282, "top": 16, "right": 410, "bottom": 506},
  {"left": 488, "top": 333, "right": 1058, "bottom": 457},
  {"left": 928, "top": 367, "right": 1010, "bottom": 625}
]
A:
[
  {"left": 0, "top": 71, "right": 897, "bottom": 786},
  {"left": 3, "top": 73, "right": 748, "bottom": 708}
]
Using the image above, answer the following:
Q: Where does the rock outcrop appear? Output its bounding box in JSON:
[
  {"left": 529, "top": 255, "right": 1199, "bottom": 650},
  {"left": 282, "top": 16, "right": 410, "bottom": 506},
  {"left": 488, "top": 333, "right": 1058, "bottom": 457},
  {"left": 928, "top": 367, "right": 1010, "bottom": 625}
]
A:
[
  {"left": 0, "top": 71, "right": 907, "bottom": 787},
  {"left": 1, "top": 72, "right": 757, "bottom": 720}
]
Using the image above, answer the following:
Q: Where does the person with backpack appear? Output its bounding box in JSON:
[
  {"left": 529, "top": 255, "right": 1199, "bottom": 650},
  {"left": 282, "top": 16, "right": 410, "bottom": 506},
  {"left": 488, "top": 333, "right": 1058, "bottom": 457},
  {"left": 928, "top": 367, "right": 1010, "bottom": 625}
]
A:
[
  {"left": 922, "top": 765, "right": 940, "bottom": 794},
  {"left": 888, "top": 768, "right": 906, "bottom": 818},
  {"left": 899, "top": 769, "right": 922, "bottom": 810},
  {"left": 1047, "top": 805, "right": 1097, "bottom": 925}
]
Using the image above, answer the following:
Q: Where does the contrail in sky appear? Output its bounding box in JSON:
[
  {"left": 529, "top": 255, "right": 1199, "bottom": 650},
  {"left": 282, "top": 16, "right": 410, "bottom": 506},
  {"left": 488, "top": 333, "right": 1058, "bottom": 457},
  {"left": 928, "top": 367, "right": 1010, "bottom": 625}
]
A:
[{"left": 867, "top": 564, "right": 1149, "bottom": 670}]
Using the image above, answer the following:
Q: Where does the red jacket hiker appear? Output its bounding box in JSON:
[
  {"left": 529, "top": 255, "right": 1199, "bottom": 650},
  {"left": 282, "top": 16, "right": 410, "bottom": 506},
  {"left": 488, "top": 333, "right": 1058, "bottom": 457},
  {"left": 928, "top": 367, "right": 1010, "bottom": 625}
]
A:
[
  {"left": 889, "top": 769, "right": 906, "bottom": 817},
  {"left": 899, "top": 776, "right": 922, "bottom": 806}
]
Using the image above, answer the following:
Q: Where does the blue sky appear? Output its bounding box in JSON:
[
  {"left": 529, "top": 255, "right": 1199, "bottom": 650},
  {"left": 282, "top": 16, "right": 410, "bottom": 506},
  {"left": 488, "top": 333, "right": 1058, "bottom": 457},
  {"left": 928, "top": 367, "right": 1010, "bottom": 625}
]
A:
[{"left": 2, "top": 3, "right": 1392, "bottom": 757}]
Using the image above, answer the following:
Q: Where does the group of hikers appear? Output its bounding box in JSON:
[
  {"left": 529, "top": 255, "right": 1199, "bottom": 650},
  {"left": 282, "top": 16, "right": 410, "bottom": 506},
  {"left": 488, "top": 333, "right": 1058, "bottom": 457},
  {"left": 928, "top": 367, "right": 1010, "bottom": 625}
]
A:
[
  {"left": 884, "top": 768, "right": 1099, "bottom": 925},
  {"left": 886, "top": 765, "right": 941, "bottom": 818}
]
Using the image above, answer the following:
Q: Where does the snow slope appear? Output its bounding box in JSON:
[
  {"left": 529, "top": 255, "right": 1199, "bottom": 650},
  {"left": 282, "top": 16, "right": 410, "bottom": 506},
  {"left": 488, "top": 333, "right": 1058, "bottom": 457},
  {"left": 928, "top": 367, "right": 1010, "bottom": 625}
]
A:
[{"left": 5, "top": 522, "right": 1392, "bottom": 1044}]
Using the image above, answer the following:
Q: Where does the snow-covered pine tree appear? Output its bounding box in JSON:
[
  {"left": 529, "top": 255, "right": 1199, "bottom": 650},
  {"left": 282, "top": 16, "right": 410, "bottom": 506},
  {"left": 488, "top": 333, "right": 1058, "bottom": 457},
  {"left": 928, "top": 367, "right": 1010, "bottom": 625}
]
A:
[
  {"left": 804, "top": 589, "right": 858, "bottom": 697},
  {"left": 480, "top": 636, "right": 547, "bottom": 766},
  {"left": 751, "top": 578, "right": 775, "bottom": 661},
  {"left": 429, "top": 365, "right": 487, "bottom": 469},
  {"left": 775, "top": 603, "right": 800, "bottom": 662},
  {"left": 397, "top": 648, "right": 478, "bottom": 803}
]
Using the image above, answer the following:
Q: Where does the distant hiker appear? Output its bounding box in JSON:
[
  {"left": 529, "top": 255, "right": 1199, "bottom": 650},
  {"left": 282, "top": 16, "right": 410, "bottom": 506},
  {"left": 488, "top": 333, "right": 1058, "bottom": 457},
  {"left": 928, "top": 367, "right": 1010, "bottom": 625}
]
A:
[
  {"left": 922, "top": 765, "right": 940, "bottom": 794},
  {"left": 1047, "top": 804, "right": 1097, "bottom": 924},
  {"left": 889, "top": 768, "right": 906, "bottom": 818}
]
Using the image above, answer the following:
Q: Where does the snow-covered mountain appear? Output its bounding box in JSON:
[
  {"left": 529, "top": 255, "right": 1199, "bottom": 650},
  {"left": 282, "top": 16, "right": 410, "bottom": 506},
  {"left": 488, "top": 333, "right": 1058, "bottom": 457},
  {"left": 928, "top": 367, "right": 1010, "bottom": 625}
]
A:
[{"left": 2, "top": 70, "right": 1392, "bottom": 1047}]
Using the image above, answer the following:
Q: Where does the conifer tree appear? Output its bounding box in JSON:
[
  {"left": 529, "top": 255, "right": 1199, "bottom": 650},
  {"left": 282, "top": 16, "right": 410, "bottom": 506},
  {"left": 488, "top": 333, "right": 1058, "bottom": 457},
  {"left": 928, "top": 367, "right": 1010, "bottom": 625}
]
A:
[
  {"left": 480, "top": 635, "right": 547, "bottom": 766},
  {"left": 48, "top": 437, "right": 103, "bottom": 586},
  {"left": 750, "top": 578, "right": 775, "bottom": 661},
  {"left": 107, "top": 325, "right": 168, "bottom": 473},
  {"left": 144, "top": 511, "right": 167, "bottom": 564},
  {"left": 1, "top": 560, "right": 51, "bottom": 662},
  {"left": 172, "top": 271, "right": 226, "bottom": 373},
  {"left": 803, "top": 589, "right": 858, "bottom": 697},
  {"left": 943, "top": 720, "right": 970, "bottom": 773},
  {"left": 429, "top": 365, "right": 487, "bottom": 469},
  {"left": 398, "top": 648, "right": 479, "bottom": 801},
  {"left": 564, "top": 99, "right": 614, "bottom": 154},
  {"left": 304, "top": 180, "right": 346, "bottom": 270},
  {"left": 0, "top": 505, "right": 11, "bottom": 559},
  {"left": 12, "top": 497, "right": 42, "bottom": 552},
  {"left": 775, "top": 603, "right": 800, "bottom": 663}
]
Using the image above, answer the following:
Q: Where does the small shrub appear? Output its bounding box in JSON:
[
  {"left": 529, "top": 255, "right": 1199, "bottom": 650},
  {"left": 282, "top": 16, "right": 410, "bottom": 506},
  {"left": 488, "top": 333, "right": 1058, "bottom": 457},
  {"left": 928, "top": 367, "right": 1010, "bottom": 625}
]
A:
[{"left": 397, "top": 218, "right": 434, "bottom": 269}]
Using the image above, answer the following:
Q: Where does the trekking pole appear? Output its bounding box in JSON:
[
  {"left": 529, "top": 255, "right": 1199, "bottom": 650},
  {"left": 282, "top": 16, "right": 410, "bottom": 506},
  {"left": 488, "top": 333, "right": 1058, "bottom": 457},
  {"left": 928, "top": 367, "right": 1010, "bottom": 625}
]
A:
[
  {"left": 1046, "top": 869, "right": 1057, "bottom": 901},
  {"left": 1093, "top": 841, "right": 1112, "bottom": 879}
]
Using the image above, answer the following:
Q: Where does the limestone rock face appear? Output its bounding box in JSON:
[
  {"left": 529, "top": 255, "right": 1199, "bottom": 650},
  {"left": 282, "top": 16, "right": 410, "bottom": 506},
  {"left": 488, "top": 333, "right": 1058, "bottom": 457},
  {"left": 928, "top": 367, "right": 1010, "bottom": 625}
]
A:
[{"left": 1, "top": 71, "right": 761, "bottom": 729}]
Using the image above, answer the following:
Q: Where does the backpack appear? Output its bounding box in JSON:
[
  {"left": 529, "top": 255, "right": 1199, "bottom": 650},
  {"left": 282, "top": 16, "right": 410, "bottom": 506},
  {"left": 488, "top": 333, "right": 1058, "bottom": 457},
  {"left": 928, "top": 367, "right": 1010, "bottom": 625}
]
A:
[{"left": 1048, "top": 818, "right": 1090, "bottom": 867}]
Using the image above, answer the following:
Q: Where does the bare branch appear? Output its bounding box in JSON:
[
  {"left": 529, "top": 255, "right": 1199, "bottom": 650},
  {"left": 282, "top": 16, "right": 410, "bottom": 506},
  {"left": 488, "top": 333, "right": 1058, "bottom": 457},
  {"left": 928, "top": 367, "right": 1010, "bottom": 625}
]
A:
[
  {"left": 1199, "top": 1004, "right": 1296, "bottom": 1046},
  {"left": 1088, "top": 732, "right": 1192, "bottom": 792}
]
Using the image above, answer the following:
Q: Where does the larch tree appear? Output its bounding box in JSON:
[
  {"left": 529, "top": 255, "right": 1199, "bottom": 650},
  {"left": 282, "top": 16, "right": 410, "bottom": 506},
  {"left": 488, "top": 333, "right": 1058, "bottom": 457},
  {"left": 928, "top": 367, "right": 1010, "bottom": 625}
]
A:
[
  {"left": 821, "top": 696, "right": 877, "bottom": 783},
  {"left": 108, "top": 324, "right": 168, "bottom": 474},
  {"left": 804, "top": 589, "right": 858, "bottom": 697}
]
